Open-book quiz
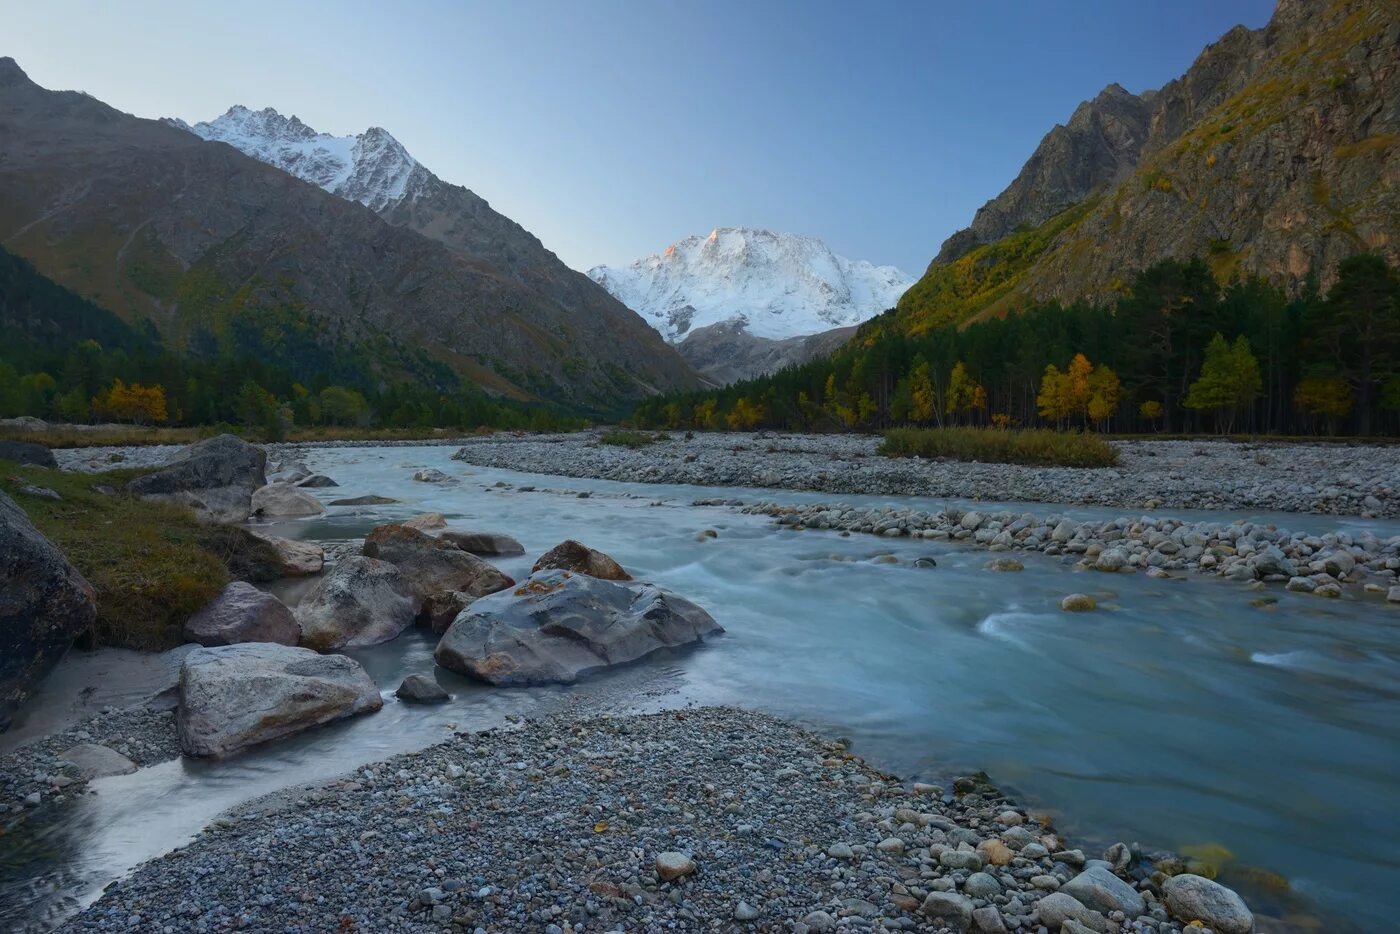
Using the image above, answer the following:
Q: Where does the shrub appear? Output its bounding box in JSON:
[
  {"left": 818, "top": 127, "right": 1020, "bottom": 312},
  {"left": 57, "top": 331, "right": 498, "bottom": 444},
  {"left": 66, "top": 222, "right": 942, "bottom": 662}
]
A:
[
  {"left": 879, "top": 427, "right": 1120, "bottom": 468},
  {"left": 599, "top": 429, "right": 665, "bottom": 449}
]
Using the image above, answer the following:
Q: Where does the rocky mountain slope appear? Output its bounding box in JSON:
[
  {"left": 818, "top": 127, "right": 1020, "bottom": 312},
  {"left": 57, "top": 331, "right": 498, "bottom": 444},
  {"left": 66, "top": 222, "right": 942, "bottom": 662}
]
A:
[
  {"left": 0, "top": 62, "right": 697, "bottom": 411},
  {"left": 675, "top": 321, "right": 859, "bottom": 385},
  {"left": 590, "top": 228, "right": 911, "bottom": 342},
  {"left": 899, "top": 0, "right": 1400, "bottom": 332}
]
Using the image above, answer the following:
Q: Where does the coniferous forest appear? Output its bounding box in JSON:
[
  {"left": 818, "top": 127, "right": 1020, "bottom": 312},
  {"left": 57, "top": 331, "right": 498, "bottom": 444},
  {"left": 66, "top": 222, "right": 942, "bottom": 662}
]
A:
[{"left": 631, "top": 255, "right": 1400, "bottom": 437}]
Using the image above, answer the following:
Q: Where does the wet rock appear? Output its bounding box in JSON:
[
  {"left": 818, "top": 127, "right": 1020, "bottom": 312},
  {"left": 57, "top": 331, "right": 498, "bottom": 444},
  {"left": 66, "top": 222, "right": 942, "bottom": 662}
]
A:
[
  {"left": 413, "top": 468, "right": 449, "bottom": 483},
  {"left": 1035, "top": 892, "right": 1106, "bottom": 932},
  {"left": 395, "top": 674, "right": 449, "bottom": 704},
  {"left": 1162, "top": 873, "right": 1254, "bottom": 934},
  {"left": 986, "top": 557, "right": 1024, "bottom": 572},
  {"left": 295, "top": 556, "right": 417, "bottom": 650},
  {"left": 126, "top": 434, "right": 266, "bottom": 523},
  {"left": 435, "top": 569, "right": 722, "bottom": 685},
  {"left": 247, "top": 532, "right": 324, "bottom": 577},
  {"left": 424, "top": 590, "right": 475, "bottom": 634},
  {"left": 1061, "top": 865, "right": 1145, "bottom": 918},
  {"left": 531, "top": 539, "right": 632, "bottom": 581},
  {"left": 0, "top": 491, "right": 97, "bottom": 730},
  {"left": 328, "top": 494, "right": 398, "bottom": 506},
  {"left": 177, "top": 643, "right": 382, "bottom": 757},
  {"left": 402, "top": 512, "right": 447, "bottom": 531},
  {"left": 295, "top": 474, "right": 339, "bottom": 488},
  {"left": 251, "top": 482, "right": 326, "bottom": 518},
  {"left": 184, "top": 582, "right": 298, "bottom": 647},
  {"left": 1061, "top": 593, "right": 1097, "bottom": 612},
  {"left": 59, "top": 743, "right": 137, "bottom": 778},
  {"left": 0, "top": 440, "right": 58, "bottom": 468},
  {"left": 439, "top": 530, "right": 525, "bottom": 556},
  {"left": 362, "top": 523, "right": 514, "bottom": 607}
]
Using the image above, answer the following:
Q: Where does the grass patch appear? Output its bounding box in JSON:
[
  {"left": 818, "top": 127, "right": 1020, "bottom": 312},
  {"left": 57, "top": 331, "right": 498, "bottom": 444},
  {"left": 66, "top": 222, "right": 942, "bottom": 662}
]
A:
[
  {"left": 880, "top": 427, "right": 1121, "bottom": 468},
  {"left": 0, "top": 423, "right": 537, "bottom": 449},
  {"left": 598, "top": 429, "right": 668, "bottom": 449},
  {"left": 0, "top": 462, "right": 241, "bottom": 650}
]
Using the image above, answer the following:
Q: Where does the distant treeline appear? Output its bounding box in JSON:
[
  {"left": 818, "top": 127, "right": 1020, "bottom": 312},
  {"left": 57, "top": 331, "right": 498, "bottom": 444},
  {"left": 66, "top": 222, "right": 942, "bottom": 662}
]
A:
[
  {"left": 631, "top": 255, "right": 1400, "bottom": 436},
  {"left": 0, "top": 247, "right": 583, "bottom": 435}
]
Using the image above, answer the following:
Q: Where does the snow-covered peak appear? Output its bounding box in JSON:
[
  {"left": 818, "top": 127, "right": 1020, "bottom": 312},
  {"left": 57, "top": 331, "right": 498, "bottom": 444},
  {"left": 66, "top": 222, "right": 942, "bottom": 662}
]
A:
[
  {"left": 166, "top": 106, "right": 423, "bottom": 212},
  {"left": 589, "top": 227, "right": 912, "bottom": 342}
]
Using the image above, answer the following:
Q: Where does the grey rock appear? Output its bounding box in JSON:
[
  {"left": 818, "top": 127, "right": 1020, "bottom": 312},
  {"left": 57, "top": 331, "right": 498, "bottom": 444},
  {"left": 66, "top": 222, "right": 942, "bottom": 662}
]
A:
[
  {"left": 248, "top": 532, "right": 324, "bottom": 577},
  {"left": 921, "top": 891, "right": 974, "bottom": 930},
  {"left": 295, "top": 474, "right": 339, "bottom": 488},
  {"left": 183, "top": 581, "right": 298, "bottom": 647},
  {"left": 963, "top": 872, "right": 1001, "bottom": 898},
  {"left": 395, "top": 673, "right": 449, "bottom": 704},
  {"left": 435, "top": 569, "right": 722, "bottom": 686},
  {"left": 1162, "top": 873, "right": 1254, "bottom": 934},
  {"left": 439, "top": 530, "right": 525, "bottom": 556},
  {"left": 362, "top": 523, "right": 514, "bottom": 606},
  {"left": 0, "top": 440, "right": 58, "bottom": 467},
  {"left": 329, "top": 494, "right": 399, "bottom": 506},
  {"left": 126, "top": 434, "right": 266, "bottom": 523},
  {"left": 295, "top": 556, "right": 417, "bottom": 650},
  {"left": 1062, "top": 865, "right": 1145, "bottom": 918},
  {"left": 1035, "top": 892, "right": 1107, "bottom": 932},
  {"left": 251, "top": 482, "right": 326, "bottom": 518},
  {"left": 970, "top": 906, "right": 1007, "bottom": 934},
  {"left": 177, "top": 643, "right": 382, "bottom": 757},
  {"left": 531, "top": 539, "right": 632, "bottom": 581},
  {"left": 59, "top": 743, "right": 137, "bottom": 778}
]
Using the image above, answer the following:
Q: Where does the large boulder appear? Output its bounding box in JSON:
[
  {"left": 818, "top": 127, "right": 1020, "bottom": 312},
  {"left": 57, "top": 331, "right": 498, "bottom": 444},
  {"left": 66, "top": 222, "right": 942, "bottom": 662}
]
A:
[
  {"left": 126, "top": 434, "right": 267, "bottom": 523},
  {"left": 435, "top": 569, "right": 722, "bottom": 686},
  {"left": 1162, "top": 874, "right": 1254, "bottom": 934},
  {"left": 251, "top": 482, "right": 326, "bottom": 518},
  {"left": 0, "top": 440, "right": 57, "bottom": 468},
  {"left": 183, "top": 582, "right": 299, "bottom": 647},
  {"left": 440, "top": 530, "right": 525, "bottom": 556},
  {"left": 362, "top": 523, "right": 514, "bottom": 606},
  {"left": 248, "top": 532, "right": 324, "bottom": 577},
  {"left": 532, "top": 540, "right": 632, "bottom": 581},
  {"left": 0, "top": 491, "right": 98, "bottom": 730},
  {"left": 294, "top": 556, "right": 417, "bottom": 650},
  {"left": 177, "top": 643, "right": 382, "bottom": 757}
]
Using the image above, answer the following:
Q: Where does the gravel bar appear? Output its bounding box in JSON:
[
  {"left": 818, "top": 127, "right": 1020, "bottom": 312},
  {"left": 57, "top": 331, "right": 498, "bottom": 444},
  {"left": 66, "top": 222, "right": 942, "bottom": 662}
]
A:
[{"left": 60, "top": 706, "right": 1267, "bottom": 933}]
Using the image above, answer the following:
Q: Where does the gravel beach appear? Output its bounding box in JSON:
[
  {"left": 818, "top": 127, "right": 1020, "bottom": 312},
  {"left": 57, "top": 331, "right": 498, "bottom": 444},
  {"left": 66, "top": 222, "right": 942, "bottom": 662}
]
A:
[
  {"left": 446, "top": 431, "right": 1399, "bottom": 518},
  {"left": 59, "top": 707, "right": 1263, "bottom": 934}
]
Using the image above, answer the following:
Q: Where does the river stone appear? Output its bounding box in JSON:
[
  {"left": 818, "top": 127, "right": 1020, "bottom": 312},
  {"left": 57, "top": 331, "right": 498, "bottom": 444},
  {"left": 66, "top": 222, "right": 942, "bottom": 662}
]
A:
[
  {"left": 59, "top": 743, "right": 137, "bottom": 778},
  {"left": 921, "top": 891, "right": 974, "bottom": 929},
  {"left": 987, "top": 557, "right": 1023, "bottom": 572},
  {"left": 439, "top": 530, "right": 526, "bottom": 556},
  {"left": 362, "top": 523, "right": 514, "bottom": 606},
  {"left": 654, "top": 851, "right": 695, "bottom": 881},
  {"left": 1035, "top": 892, "right": 1107, "bottom": 932},
  {"left": 532, "top": 540, "right": 632, "bottom": 581},
  {"left": 184, "top": 581, "right": 298, "bottom": 646},
  {"left": 251, "top": 482, "right": 326, "bottom": 518},
  {"left": 295, "top": 556, "right": 417, "bottom": 650},
  {"left": 395, "top": 673, "right": 449, "bottom": 704},
  {"left": 424, "top": 590, "right": 474, "bottom": 634},
  {"left": 435, "top": 569, "right": 722, "bottom": 686},
  {"left": 403, "top": 513, "right": 447, "bottom": 531},
  {"left": 177, "top": 643, "right": 382, "bottom": 757},
  {"left": 296, "top": 474, "right": 339, "bottom": 488},
  {"left": 248, "top": 532, "right": 324, "bottom": 577},
  {"left": 1061, "top": 864, "right": 1145, "bottom": 917},
  {"left": 0, "top": 440, "right": 57, "bottom": 468},
  {"left": 1162, "top": 873, "right": 1254, "bottom": 934},
  {"left": 1061, "top": 593, "right": 1097, "bottom": 612},
  {"left": 413, "top": 468, "right": 449, "bottom": 482},
  {"left": 964, "top": 871, "right": 1002, "bottom": 898},
  {"left": 329, "top": 495, "right": 398, "bottom": 506},
  {"left": 970, "top": 905, "right": 1007, "bottom": 933},
  {"left": 0, "top": 491, "right": 98, "bottom": 730},
  {"left": 126, "top": 434, "right": 267, "bottom": 523}
]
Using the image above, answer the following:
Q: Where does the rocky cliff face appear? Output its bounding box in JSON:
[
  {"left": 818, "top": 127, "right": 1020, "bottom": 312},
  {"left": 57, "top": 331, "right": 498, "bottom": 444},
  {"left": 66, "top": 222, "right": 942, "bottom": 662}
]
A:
[
  {"left": 904, "top": 0, "right": 1399, "bottom": 330},
  {"left": 675, "top": 321, "right": 858, "bottom": 385},
  {"left": 0, "top": 63, "right": 697, "bottom": 411}
]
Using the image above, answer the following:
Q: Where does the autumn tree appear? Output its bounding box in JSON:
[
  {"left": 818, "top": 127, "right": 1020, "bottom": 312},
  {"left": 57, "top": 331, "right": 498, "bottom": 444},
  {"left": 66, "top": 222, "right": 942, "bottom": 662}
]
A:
[
  {"left": 908, "top": 356, "right": 937, "bottom": 424},
  {"left": 1086, "top": 364, "right": 1121, "bottom": 429},
  {"left": 1037, "top": 364, "right": 1071, "bottom": 426},
  {"left": 1293, "top": 377, "right": 1353, "bottom": 434},
  {"left": 1184, "top": 334, "right": 1262, "bottom": 432},
  {"left": 91, "top": 378, "right": 168, "bottom": 424},
  {"left": 945, "top": 362, "right": 985, "bottom": 424}
]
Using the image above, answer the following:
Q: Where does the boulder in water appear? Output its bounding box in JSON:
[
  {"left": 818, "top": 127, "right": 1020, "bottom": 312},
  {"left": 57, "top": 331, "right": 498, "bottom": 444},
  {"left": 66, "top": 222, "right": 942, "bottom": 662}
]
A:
[
  {"left": 126, "top": 434, "right": 267, "bottom": 523},
  {"left": 424, "top": 590, "right": 474, "bottom": 634},
  {"left": 532, "top": 540, "right": 631, "bottom": 581},
  {"left": 440, "top": 530, "right": 525, "bottom": 556},
  {"left": 435, "top": 569, "right": 722, "bottom": 685},
  {"left": 59, "top": 743, "right": 137, "bottom": 778},
  {"left": 0, "top": 491, "right": 98, "bottom": 730},
  {"left": 295, "top": 555, "right": 417, "bottom": 650},
  {"left": 184, "top": 581, "right": 298, "bottom": 647},
  {"left": 251, "top": 482, "right": 326, "bottom": 518},
  {"left": 403, "top": 512, "right": 447, "bottom": 531},
  {"left": 248, "top": 532, "right": 324, "bottom": 577},
  {"left": 329, "top": 494, "right": 399, "bottom": 506},
  {"left": 296, "top": 474, "right": 339, "bottom": 488},
  {"left": 362, "top": 523, "right": 514, "bottom": 606},
  {"left": 396, "top": 673, "right": 449, "bottom": 704},
  {"left": 177, "top": 643, "right": 382, "bottom": 757}
]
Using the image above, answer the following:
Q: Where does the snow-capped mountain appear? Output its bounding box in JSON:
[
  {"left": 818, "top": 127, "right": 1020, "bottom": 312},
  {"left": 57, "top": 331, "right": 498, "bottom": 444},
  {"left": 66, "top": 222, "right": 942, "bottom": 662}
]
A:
[
  {"left": 588, "top": 228, "right": 913, "bottom": 343},
  {"left": 166, "top": 106, "right": 426, "bottom": 211}
]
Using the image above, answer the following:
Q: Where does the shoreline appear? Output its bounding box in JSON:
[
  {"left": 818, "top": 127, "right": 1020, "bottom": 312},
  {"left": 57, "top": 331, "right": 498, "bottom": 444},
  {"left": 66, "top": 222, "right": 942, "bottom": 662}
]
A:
[{"left": 55, "top": 706, "right": 1278, "bottom": 933}]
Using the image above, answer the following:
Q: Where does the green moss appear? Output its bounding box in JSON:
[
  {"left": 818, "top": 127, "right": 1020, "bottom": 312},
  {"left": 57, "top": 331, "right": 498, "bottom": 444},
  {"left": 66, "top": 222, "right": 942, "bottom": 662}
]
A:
[
  {"left": 1, "top": 462, "right": 231, "bottom": 650},
  {"left": 895, "top": 200, "right": 1099, "bottom": 333}
]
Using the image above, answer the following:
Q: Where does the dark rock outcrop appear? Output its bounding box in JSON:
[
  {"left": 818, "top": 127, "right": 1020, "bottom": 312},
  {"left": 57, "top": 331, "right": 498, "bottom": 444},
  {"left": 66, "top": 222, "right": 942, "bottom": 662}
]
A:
[
  {"left": 676, "top": 321, "right": 860, "bottom": 385},
  {"left": 0, "top": 491, "right": 97, "bottom": 730},
  {"left": 0, "top": 440, "right": 57, "bottom": 468},
  {"left": 362, "top": 523, "right": 514, "bottom": 605},
  {"left": 438, "top": 530, "right": 525, "bottom": 556},
  {"left": 434, "top": 569, "right": 722, "bottom": 685},
  {"left": 532, "top": 540, "right": 632, "bottom": 581},
  {"left": 126, "top": 434, "right": 267, "bottom": 523}
]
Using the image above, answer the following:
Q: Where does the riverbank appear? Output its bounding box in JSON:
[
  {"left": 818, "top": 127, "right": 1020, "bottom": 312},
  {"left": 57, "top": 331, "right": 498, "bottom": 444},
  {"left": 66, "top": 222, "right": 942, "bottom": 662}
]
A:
[
  {"left": 447, "top": 431, "right": 1399, "bottom": 518},
  {"left": 58, "top": 706, "right": 1262, "bottom": 933}
]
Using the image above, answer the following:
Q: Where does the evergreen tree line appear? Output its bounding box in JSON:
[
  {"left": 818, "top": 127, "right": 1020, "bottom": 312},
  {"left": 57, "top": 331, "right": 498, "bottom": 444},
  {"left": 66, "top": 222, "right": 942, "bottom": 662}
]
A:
[
  {"left": 632, "top": 255, "right": 1400, "bottom": 437},
  {"left": 0, "top": 246, "right": 583, "bottom": 434}
]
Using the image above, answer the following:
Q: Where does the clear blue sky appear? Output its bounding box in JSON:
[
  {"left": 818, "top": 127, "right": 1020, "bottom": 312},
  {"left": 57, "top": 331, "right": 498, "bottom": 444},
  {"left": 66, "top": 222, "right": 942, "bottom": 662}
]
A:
[{"left": 6, "top": 0, "right": 1275, "bottom": 275}]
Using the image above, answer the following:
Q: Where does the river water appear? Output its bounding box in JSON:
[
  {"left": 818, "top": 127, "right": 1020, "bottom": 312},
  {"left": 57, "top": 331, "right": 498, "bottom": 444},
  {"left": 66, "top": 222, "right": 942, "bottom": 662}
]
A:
[{"left": 4, "top": 444, "right": 1399, "bottom": 931}]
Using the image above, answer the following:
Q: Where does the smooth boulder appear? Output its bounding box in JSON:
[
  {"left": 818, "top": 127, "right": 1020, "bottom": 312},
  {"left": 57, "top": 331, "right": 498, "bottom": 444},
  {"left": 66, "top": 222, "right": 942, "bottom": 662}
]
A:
[
  {"left": 177, "top": 643, "right": 382, "bottom": 757},
  {"left": 440, "top": 530, "right": 525, "bottom": 556},
  {"left": 126, "top": 434, "right": 267, "bottom": 523},
  {"left": 435, "top": 569, "right": 722, "bottom": 685},
  {"left": 1061, "top": 865, "right": 1145, "bottom": 918},
  {"left": 0, "top": 491, "right": 98, "bottom": 730},
  {"left": 396, "top": 673, "right": 449, "bottom": 704},
  {"left": 362, "top": 523, "right": 514, "bottom": 606},
  {"left": 1162, "top": 874, "right": 1254, "bottom": 934},
  {"left": 532, "top": 540, "right": 632, "bottom": 581},
  {"left": 0, "top": 440, "right": 58, "bottom": 468},
  {"left": 295, "top": 556, "right": 417, "bottom": 650},
  {"left": 424, "top": 590, "right": 474, "bottom": 634},
  {"left": 249, "top": 532, "right": 324, "bottom": 577},
  {"left": 251, "top": 482, "right": 326, "bottom": 518},
  {"left": 329, "top": 494, "right": 398, "bottom": 506},
  {"left": 296, "top": 474, "right": 339, "bottom": 488},
  {"left": 59, "top": 743, "right": 137, "bottom": 778},
  {"left": 183, "top": 582, "right": 299, "bottom": 647}
]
